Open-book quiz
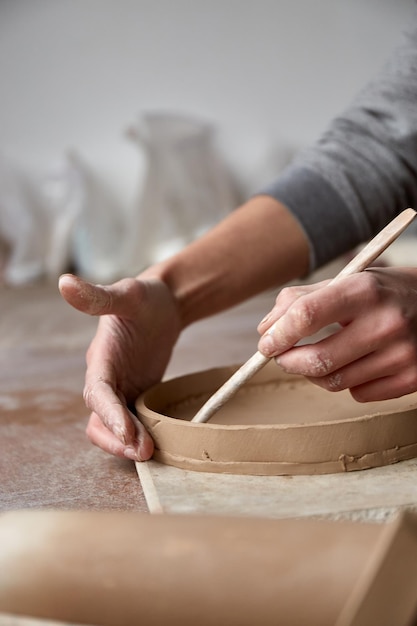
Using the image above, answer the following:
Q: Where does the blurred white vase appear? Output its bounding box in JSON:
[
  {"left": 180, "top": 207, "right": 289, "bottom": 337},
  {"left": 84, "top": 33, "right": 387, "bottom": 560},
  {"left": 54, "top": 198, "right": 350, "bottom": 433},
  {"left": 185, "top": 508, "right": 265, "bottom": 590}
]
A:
[{"left": 124, "top": 112, "right": 239, "bottom": 272}]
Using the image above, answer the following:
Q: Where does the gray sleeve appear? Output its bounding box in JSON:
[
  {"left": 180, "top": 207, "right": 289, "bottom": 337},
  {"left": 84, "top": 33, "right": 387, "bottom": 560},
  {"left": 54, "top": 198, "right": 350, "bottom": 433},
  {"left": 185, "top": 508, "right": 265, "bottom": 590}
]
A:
[{"left": 260, "top": 15, "right": 417, "bottom": 271}]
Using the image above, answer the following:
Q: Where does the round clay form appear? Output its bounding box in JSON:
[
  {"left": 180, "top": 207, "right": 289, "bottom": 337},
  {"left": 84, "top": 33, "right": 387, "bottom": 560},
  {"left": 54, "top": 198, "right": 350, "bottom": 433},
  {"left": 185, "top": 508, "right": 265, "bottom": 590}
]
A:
[{"left": 136, "top": 361, "right": 417, "bottom": 475}]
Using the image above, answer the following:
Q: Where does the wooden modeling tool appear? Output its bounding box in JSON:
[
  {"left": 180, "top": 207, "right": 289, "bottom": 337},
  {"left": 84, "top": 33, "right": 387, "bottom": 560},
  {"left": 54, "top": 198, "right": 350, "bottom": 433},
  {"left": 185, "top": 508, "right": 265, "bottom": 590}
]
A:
[{"left": 191, "top": 208, "right": 417, "bottom": 424}]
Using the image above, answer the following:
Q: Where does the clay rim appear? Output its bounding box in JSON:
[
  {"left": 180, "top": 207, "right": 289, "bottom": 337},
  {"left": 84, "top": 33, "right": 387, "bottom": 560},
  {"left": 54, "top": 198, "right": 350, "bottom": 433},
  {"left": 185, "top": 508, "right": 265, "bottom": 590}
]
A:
[{"left": 136, "top": 364, "right": 417, "bottom": 431}]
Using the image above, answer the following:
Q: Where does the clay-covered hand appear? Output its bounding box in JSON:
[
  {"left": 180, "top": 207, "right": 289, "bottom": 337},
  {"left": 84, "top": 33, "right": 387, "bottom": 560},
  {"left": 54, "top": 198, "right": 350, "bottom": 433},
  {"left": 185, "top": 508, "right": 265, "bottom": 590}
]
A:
[
  {"left": 257, "top": 267, "right": 417, "bottom": 402},
  {"left": 58, "top": 273, "right": 181, "bottom": 461}
]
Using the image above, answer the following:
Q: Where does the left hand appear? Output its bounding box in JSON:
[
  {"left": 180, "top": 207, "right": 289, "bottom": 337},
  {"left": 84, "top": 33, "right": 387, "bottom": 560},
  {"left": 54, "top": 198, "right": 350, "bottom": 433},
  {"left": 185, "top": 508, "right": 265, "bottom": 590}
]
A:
[
  {"left": 257, "top": 267, "right": 417, "bottom": 402},
  {"left": 59, "top": 273, "right": 182, "bottom": 461}
]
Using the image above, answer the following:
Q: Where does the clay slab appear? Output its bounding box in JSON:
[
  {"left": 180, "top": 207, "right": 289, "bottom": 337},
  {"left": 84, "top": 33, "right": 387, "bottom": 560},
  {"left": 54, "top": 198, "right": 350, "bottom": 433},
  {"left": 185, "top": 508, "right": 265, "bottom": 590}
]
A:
[{"left": 136, "top": 457, "right": 417, "bottom": 522}]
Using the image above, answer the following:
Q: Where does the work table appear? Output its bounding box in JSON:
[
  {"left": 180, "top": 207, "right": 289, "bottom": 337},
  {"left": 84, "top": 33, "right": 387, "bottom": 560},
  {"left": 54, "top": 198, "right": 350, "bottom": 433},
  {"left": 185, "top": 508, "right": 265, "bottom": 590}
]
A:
[
  {"left": 0, "top": 282, "right": 276, "bottom": 512},
  {"left": 3, "top": 265, "right": 417, "bottom": 524}
]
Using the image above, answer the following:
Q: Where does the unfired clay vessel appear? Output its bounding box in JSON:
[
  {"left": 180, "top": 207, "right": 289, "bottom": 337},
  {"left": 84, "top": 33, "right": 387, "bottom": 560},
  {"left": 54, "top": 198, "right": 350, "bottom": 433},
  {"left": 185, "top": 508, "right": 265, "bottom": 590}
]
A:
[{"left": 136, "top": 361, "right": 417, "bottom": 475}]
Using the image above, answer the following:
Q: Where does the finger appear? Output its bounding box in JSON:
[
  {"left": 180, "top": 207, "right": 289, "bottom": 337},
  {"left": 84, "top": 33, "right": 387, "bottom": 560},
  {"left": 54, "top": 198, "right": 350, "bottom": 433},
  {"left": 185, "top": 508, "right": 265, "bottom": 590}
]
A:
[
  {"left": 83, "top": 371, "right": 155, "bottom": 460},
  {"left": 275, "top": 319, "right": 366, "bottom": 379},
  {"left": 305, "top": 340, "right": 417, "bottom": 394},
  {"left": 258, "top": 275, "right": 374, "bottom": 357},
  {"left": 83, "top": 375, "right": 137, "bottom": 446},
  {"left": 58, "top": 274, "right": 112, "bottom": 315},
  {"left": 130, "top": 412, "right": 155, "bottom": 461},
  {"left": 86, "top": 412, "right": 154, "bottom": 461},
  {"left": 275, "top": 289, "right": 415, "bottom": 380},
  {"left": 350, "top": 367, "right": 417, "bottom": 402},
  {"left": 257, "top": 284, "right": 322, "bottom": 334},
  {"left": 58, "top": 273, "right": 142, "bottom": 317},
  {"left": 86, "top": 412, "right": 135, "bottom": 459}
]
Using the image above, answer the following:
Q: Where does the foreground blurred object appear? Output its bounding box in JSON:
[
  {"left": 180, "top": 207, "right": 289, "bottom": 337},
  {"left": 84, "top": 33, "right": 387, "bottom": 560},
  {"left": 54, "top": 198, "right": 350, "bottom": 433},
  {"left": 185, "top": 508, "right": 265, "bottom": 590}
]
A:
[
  {"left": 0, "top": 509, "right": 417, "bottom": 626},
  {"left": 124, "top": 112, "right": 239, "bottom": 271}
]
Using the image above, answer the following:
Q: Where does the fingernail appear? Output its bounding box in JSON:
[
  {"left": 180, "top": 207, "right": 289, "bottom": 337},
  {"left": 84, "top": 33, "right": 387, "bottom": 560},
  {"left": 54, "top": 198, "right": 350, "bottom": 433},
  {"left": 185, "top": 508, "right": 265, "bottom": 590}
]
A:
[
  {"left": 124, "top": 446, "right": 142, "bottom": 462},
  {"left": 258, "top": 334, "right": 275, "bottom": 356},
  {"left": 275, "top": 356, "right": 288, "bottom": 372},
  {"left": 58, "top": 274, "right": 72, "bottom": 289},
  {"left": 138, "top": 437, "right": 154, "bottom": 461},
  {"left": 113, "top": 424, "right": 128, "bottom": 446},
  {"left": 259, "top": 312, "right": 271, "bottom": 326}
]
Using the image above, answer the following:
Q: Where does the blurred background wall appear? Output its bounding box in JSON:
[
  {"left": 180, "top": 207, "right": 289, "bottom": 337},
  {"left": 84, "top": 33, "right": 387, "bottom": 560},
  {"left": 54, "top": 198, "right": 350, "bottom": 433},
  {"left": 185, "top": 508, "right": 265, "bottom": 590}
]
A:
[{"left": 0, "top": 0, "right": 415, "bottom": 283}]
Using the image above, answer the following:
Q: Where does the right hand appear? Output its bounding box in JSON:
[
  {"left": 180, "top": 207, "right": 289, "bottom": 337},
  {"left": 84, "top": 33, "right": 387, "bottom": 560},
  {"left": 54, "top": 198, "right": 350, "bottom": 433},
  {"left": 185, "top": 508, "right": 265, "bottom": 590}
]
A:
[
  {"left": 257, "top": 267, "right": 417, "bottom": 402},
  {"left": 58, "top": 273, "right": 182, "bottom": 461}
]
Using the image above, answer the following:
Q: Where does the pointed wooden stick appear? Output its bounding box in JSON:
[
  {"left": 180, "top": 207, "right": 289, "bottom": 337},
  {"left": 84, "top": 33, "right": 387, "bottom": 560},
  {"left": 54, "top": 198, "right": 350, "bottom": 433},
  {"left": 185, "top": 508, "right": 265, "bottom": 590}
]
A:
[{"left": 191, "top": 208, "right": 416, "bottom": 424}]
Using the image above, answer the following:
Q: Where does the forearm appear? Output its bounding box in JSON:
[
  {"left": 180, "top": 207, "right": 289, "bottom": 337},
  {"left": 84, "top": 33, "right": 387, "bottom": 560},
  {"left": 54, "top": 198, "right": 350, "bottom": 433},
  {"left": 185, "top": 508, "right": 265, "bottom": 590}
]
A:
[{"left": 139, "top": 195, "right": 309, "bottom": 328}]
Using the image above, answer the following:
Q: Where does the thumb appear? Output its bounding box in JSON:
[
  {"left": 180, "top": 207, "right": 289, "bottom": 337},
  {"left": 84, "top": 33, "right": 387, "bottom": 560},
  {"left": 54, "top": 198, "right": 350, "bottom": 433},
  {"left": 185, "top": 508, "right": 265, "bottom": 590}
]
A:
[{"left": 58, "top": 273, "right": 122, "bottom": 316}]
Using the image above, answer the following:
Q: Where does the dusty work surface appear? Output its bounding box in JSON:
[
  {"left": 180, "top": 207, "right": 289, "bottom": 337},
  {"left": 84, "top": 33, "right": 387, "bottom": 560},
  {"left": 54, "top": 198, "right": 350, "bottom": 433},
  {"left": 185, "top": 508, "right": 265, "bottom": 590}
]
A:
[
  {"left": 0, "top": 283, "right": 147, "bottom": 511},
  {"left": 0, "top": 281, "right": 279, "bottom": 511}
]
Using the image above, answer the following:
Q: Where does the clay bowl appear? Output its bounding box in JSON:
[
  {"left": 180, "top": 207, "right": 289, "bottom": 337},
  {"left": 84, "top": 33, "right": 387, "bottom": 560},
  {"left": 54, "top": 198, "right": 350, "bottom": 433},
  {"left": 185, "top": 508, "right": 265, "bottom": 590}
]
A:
[{"left": 136, "top": 360, "right": 417, "bottom": 475}]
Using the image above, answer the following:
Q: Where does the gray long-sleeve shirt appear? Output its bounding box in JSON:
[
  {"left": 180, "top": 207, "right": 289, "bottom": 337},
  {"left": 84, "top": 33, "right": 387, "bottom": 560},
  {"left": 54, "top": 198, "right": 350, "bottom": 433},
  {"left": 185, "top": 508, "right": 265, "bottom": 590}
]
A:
[{"left": 262, "top": 12, "right": 417, "bottom": 272}]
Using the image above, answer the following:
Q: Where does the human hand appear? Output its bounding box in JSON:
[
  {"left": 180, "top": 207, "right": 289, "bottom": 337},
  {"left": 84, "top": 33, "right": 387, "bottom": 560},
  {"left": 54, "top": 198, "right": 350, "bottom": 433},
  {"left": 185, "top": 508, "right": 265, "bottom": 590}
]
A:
[
  {"left": 58, "top": 273, "right": 181, "bottom": 461},
  {"left": 257, "top": 267, "right": 417, "bottom": 402}
]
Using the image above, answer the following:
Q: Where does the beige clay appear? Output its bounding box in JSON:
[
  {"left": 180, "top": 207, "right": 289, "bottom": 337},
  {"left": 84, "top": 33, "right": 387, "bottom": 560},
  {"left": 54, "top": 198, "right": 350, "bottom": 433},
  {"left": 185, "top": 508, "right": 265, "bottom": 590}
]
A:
[
  {"left": 1, "top": 510, "right": 417, "bottom": 626},
  {"left": 136, "top": 361, "right": 417, "bottom": 474}
]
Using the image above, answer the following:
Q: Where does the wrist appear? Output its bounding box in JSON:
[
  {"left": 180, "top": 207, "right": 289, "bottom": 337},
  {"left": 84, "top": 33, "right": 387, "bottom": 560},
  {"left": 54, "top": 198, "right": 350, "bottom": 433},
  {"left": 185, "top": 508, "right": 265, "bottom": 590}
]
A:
[{"left": 136, "top": 263, "right": 188, "bottom": 331}]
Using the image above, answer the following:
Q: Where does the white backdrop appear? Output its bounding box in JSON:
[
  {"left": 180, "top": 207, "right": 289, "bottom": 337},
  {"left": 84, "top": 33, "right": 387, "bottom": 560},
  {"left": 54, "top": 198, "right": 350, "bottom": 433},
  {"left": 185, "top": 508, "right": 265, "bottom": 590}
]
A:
[
  {"left": 0, "top": 0, "right": 414, "bottom": 195},
  {"left": 0, "top": 0, "right": 415, "bottom": 281}
]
